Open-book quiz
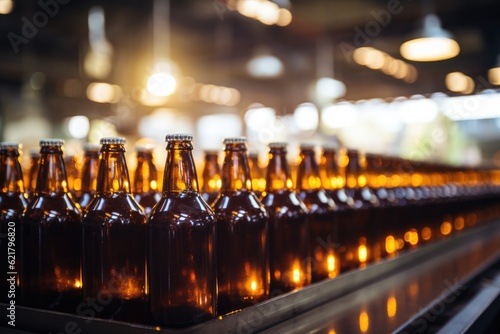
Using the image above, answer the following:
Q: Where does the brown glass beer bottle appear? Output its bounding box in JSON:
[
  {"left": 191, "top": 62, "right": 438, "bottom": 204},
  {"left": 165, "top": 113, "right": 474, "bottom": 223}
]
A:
[
  {"left": 261, "top": 142, "right": 310, "bottom": 294},
  {"left": 26, "top": 149, "right": 40, "bottom": 200},
  {"left": 200, "top": 150, "right": 221, "bottom": 206},
  {"left": 82, "top": 137, "right": 147, "bottom": 323},
  {"left": 213, "top": 138, "right": 268, "bottom": 315},
  {"left": 148, "top": 134, "right": 216, "bottom": 327},
  {"left": 0, "top": 143, "right": 28, "bottom": 304},
  {"left": 20, "top": 139, "right": 82, "bottom": 312},
  {"left": 75, "top": 143, "right": 100, "bottom": 210},
  {"left": 248, "top": 151, "right": 266, "bottom": 198},
  {"left": 65, "top": 155, "right": 80, "bottom": 198},
  {"left": 133, "top": 145, "right": 161, "bottom": 215},
  {"left": 296, "top": 144, "right": 339, "bottom": 282}
]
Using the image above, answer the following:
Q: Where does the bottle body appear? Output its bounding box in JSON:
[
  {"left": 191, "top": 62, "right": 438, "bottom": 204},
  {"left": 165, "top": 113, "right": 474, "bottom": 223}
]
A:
[
  {"left": 213, "top": 138, "right": 268, "bottom": 315},
  {"left": 148, "top": 134, "right": 216, "bottom": 327},
  {"left": 82, "top": 138, "right": 147, "bottom": 323},
  {"left": 20, "top": 139, "right": 82, "bottom": 312},
  {"left": 0, "top": 143, "right": 28, "bottom": 304},
  {"left": 296, "top": 145, "right": 339, "bottom": 282},
  {"left": 261, "top": 143, "right": 310, "bottom": 294}
]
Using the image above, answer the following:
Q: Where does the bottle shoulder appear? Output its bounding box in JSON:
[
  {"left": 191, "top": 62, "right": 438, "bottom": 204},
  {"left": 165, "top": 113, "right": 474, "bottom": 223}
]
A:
[
  {"left": 298, "top": 189, "right": 336, "bottom": 212},
  {"left": 148, "top": 191, "right": 215, "bottom": 226},
  {"left": 83, "top": 192, "right": 145, "bottom": 222},
  {"left": 213, "top": 191, "right": 268, "bottom": 221},
  {"left": 261, "top": 190, "right": 308, "bottom": 213}
]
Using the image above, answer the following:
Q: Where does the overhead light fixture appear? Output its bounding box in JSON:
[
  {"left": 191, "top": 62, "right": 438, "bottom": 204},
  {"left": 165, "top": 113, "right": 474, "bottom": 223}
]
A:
[
  {"left": 246, "top": 46, "right": 284, "bottom": 79},
  {"left": 400, "top": 14, "right": 460, "bottom": 62}
]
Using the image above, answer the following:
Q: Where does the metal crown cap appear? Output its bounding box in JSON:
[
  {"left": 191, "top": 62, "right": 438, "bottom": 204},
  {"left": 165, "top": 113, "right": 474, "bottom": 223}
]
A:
[
  {"left": 100, "top": 137, "right": 126, "bottom": 145},
  {"left": 83, "top": 143, "right": 101, "bottom": 152},
  {"left": 0, "top": 142, "right": 20, "bottom": 150},
  {"left": 268, "top": 142, "right": 288, "bottom": 148},
  {"left": 299, "top": 142, "right": 316, "bottom": 149},
  {"left": 223, "top": 137, "right": 247, "bottom": 144},
  {"left": 40, "top": 138, "right": 64, "bottom": 147},
  {"left": 165, "top": 133, "right": 193, "bottom": 142}
]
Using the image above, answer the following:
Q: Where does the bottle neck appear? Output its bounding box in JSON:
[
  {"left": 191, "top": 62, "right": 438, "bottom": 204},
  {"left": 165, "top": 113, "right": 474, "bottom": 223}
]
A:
[
  {"left": 0, "top": 148, "right": 25, "bottom": 193},
  {"left": 296, "top": 149, "right": 322, "bottom": 191},
  {"left": 96, "top": 144, "right": 131, "bottom": 195},
  {"left": 163, "top": 141, "right": 199, "bottom": 193},
  {"left": 36, "top": 146, "right": 69, "bottom": 194},
  {"left": 221, "top": 143, "right": 252, "bottom": 192},
  {"left": 266, "top": 148, "right": 293, "bottom": 192},
  {"left": 134, "top": 151, "right": 158, "bottom": 193},
  {"left": 320, "top": 150, "right": 345, "bottom": 190},
  {"left": 345, "top": 151, "right": 367, "bottom": 189},
  {"left": 81, "top": 151, "right": 100, "bottom": 192},
  {"left": 28, "top": 155, "right": 40, "bottom": 192},
  {"left": 202, "top": 153, "right": 221, "bottom": 193}
]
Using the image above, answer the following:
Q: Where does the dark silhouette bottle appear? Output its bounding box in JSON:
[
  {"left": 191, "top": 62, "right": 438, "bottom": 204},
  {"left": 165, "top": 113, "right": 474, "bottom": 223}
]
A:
[
  {"left": 20, "top": 139, "right": 82, "bottom": 312},
  {"left": 26, "top": 149, "right": 40, "bottom": 200},
  {"left": 296, "top": 144, "right": 339, "bottom": 282},
  {"left": 148, "top": 133, "right": 216, "bottom": 327},
  {"left": 0, "top": 143, "right": 28, "bottom": 304},
  {"left": 201, "top": 150, "right": 221, "bottom": 206},
  {"left": 320, "top": 146, "right": 355, "bottom": 273},
  {"left": 133, "top": 145, "right": 161, "bottom": 215},
  {"left": 261, "top": 142, "right": 310, "bottom": 294},
  {"left": 213, "top": 138, "right": 268, "bottom": 315},
  {"left": 75, "top": 143, "right": 100, "bottom": 210},
  {"left": 82, "top": 137, "right": 147, "bottom": 323},
  {"left": 343, "top": 150, "right": 379, "bottom": 270},
  {"left": 248, "top": 151, "right": 266, "bottom": 198}
]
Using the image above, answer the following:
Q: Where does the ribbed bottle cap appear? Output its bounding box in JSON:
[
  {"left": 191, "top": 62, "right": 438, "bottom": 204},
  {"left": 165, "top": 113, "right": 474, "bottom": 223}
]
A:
[
  {"left": 100, "top": 137, "right": 126, "bottom": 145},
  {"left": 223, "top": 137, "right": 247, "bottom": 144},
  {"left": 299, "top": 142, "right": 316, "bottom": 149},
  {"left": 83, "top": 143, "right": 101, "bottom": 152},
  {"left": 40, "top": 138, "right": 64, "bottom": 147},
  {"left": 0, "top": 142, "right": 20, "bottom": 150},
  {"left": 165, "top": 133, "right": 193, "bottom": 142},
  {"left": 268, "top": 142, "right": 288, "bottom": 148}
]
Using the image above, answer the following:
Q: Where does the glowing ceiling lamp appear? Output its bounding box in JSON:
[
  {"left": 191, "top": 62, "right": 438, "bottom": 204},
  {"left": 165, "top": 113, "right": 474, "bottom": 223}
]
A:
[
  {"left": 400, "top": 14, "right": 459, "bottom": 62},
  {"left": 246, "top": 46, "right": 284, "bottom": 79}
]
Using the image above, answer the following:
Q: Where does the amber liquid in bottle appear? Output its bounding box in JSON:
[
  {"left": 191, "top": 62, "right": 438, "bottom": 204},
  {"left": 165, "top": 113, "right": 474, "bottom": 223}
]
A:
[
  {"left": 76, "top": 143, "right": 100, "bottom": 210},
  {"left": 148, "top": 134, "right": 216, "bottom": 327},
  {"left": 20, "top": 139, "right": 82, "bottom": 312},
  {"left": 261, "top": 142, "right": 310, "bottom": 294},
  {"left": 201, "top": 150, "right": 221, "bottom": 206},
  {"left": 82, "top": 138, "right": 147, "bottom": 323},
  {"left": 342, "top": 150, "right": 379, "bottom": 270},
  {"left": 0, "top": 143, "right": 28, "bottom": 304},
  {"left": 296, "top": 145, "right": 338, "bottom": 282},
  {"left": 133, "top": 145, "right": 161, "bottom": 215},
  {"left": 25, "top": 149, "right": 40, "bottom": 200},
  {"left": 248, "top": 151, "right": 266, "bottom": 198},
  {"left": 213, "top": 138, "right": 268, "bottom": 315},
  {"left": 65, "top": 155, "right": 80, "bottom": 198}
]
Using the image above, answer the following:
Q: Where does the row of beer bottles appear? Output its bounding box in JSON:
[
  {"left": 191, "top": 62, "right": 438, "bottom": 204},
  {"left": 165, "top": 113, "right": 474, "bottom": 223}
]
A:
[
  {"left": 0, "top": 136, "right": 321, "bottom": 327},
  {"left": 2, "top": 138, "right": 500, "bottom": 327}
]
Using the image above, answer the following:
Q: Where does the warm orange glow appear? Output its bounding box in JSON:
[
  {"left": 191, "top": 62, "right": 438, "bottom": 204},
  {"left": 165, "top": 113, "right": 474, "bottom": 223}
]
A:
[
  {"left": 328, "top": 330, "right": 337, "bottom": 334},
  {"left": 359, "top": 311, "right": 369, "bottom": 332},
  {"left": 396, "top": 238, "right": 405, "bottom": 250},
  {"left": 405, "top": 228, "right": 419, "bottom": 246},
  {"left": 387, "top": 296, "right": 397, "bottom": 318},
  {"left": 358, "top": 245, "right": 368, "bottom": 263},
  {"left": 454, "top": 216, "right": 465, "bottom": 231},
  {"left": 358, "top": 175, "right": 367, "bottom": 187},
  {"left": 327, "top": 254, "right": 339, "bottom": 278},
  {"left": 385, "top": 235, "right": 397, "bottom": 254},
  {"left": 250, "top": 280, "right": 257, "bottom": 291},
  {"left": 292, "top": 268, "right": 301, "bottom": 283},
  {"left": 421, "top": 227, "right": 432, "bottom": 241},
  {"left": 74, "top": 280, "right": 82, "bottom": 288},
  {"left": 440, "top": 221, "right": 452, "bottom": 236},
  {"left": 409, "top": 281, "right": 419, "bottom": 297}
]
